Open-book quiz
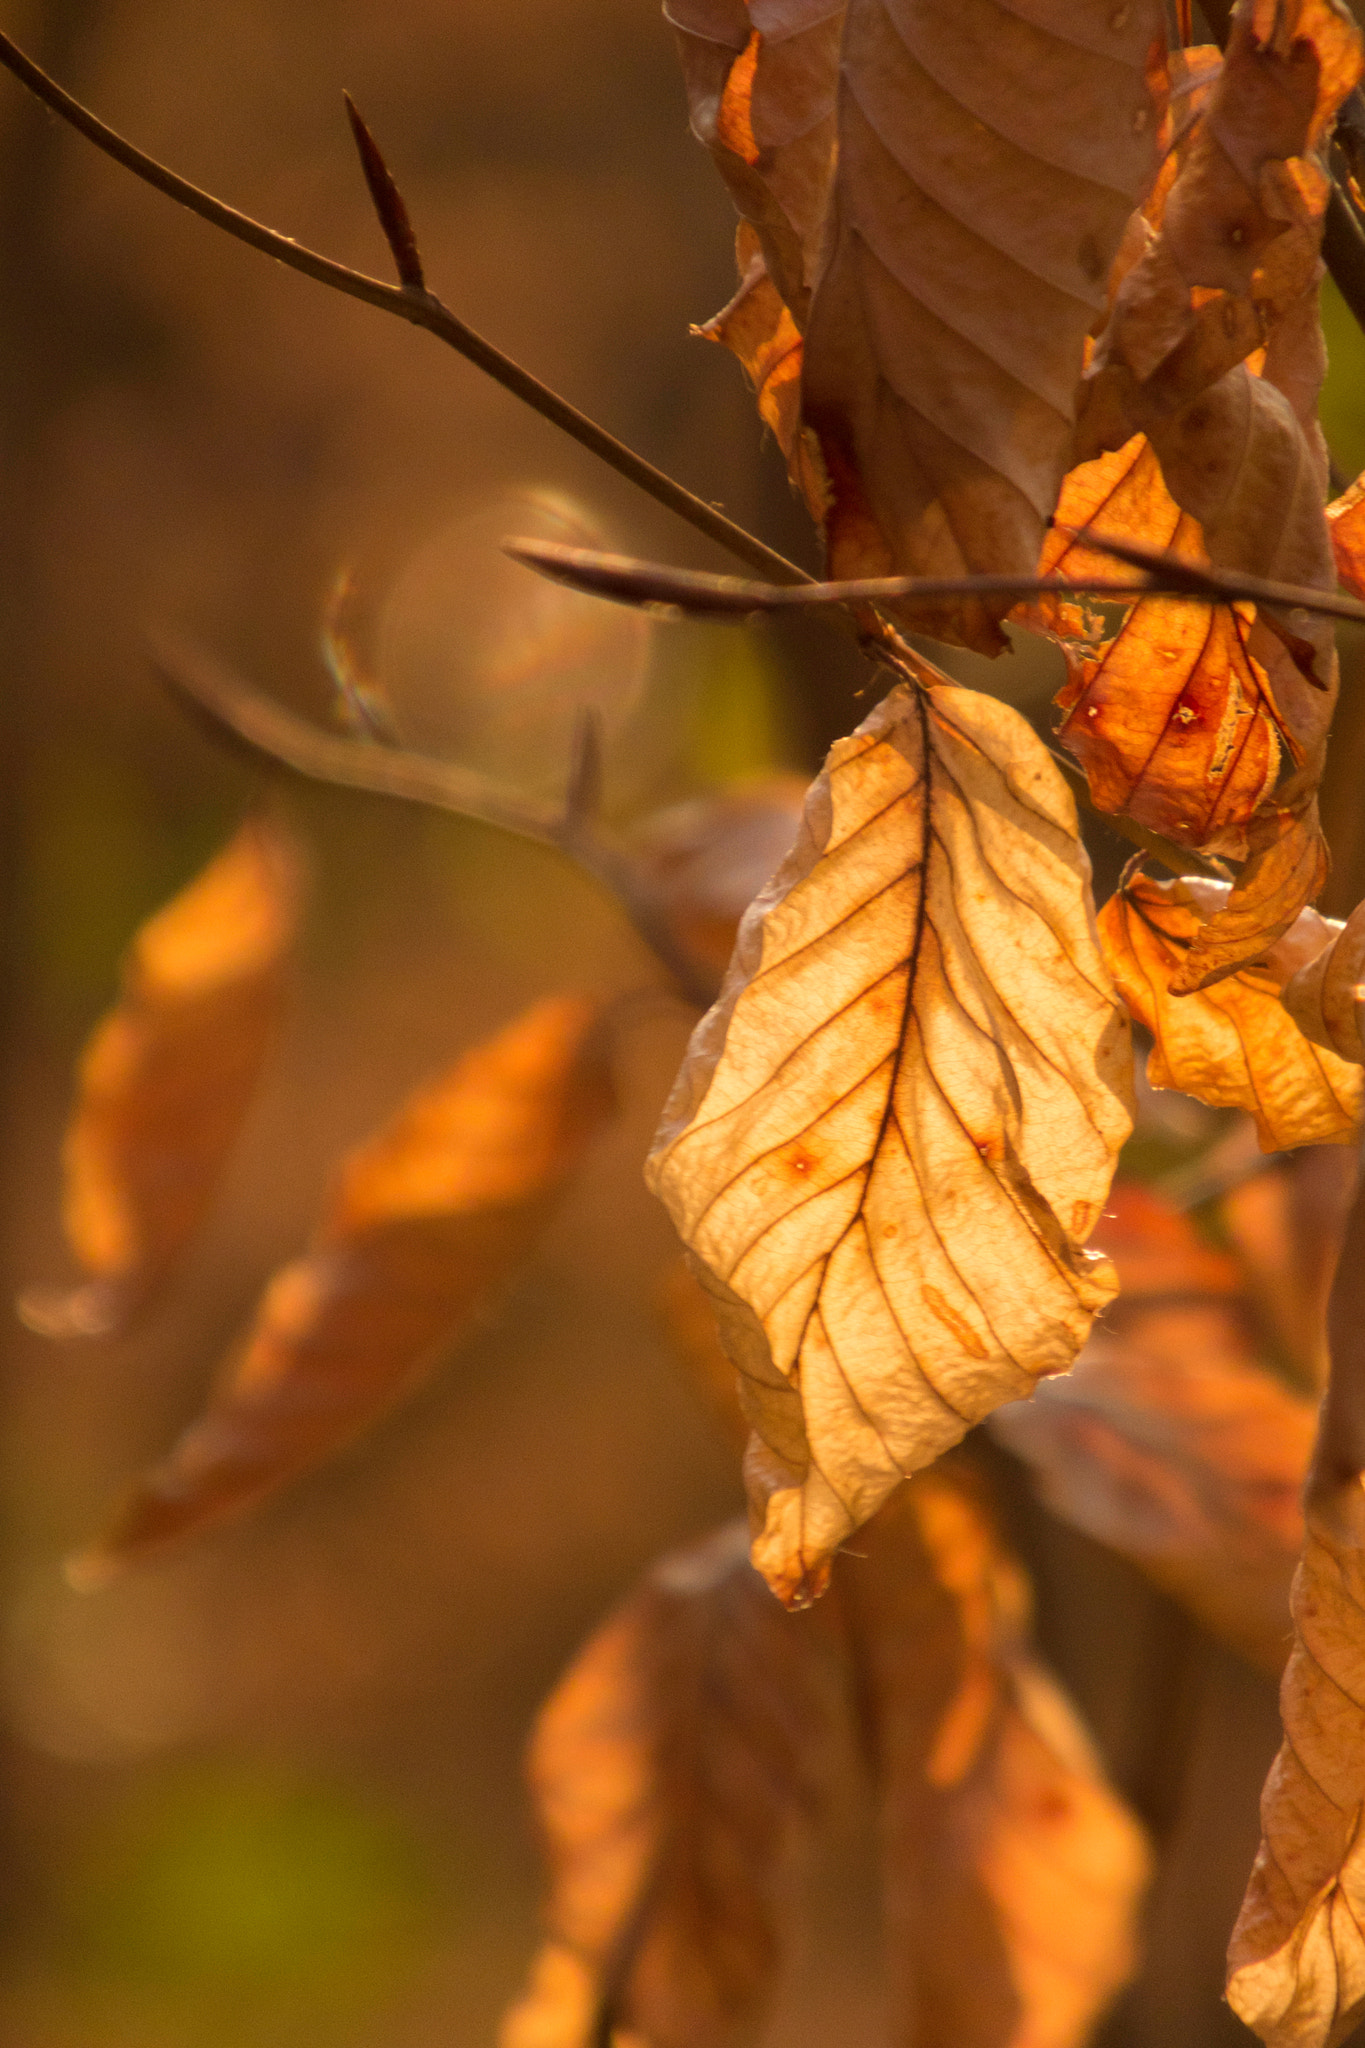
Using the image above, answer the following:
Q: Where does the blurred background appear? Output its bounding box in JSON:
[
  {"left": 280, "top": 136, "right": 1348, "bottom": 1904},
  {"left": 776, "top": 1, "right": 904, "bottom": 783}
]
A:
[{"left": 1, "top": 4, "right": 1365, "bottom": 2044}]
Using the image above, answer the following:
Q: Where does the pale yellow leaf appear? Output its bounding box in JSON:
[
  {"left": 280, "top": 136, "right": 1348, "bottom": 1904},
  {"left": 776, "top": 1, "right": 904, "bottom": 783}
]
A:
[
  {"left": 1282, "top": 896, "right": 1365, "bottom": 1064},
  {"left": 647, "top": 680, "right": 1134, "bottom": 1608}
]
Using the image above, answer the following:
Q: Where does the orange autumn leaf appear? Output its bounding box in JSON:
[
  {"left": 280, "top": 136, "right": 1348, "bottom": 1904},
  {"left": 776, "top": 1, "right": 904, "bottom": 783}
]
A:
[
  {"left": 666, "top": 0, "right": 842, "bottom": 323},
  {"left": 695, "top": 226, "right": 827, "bottom": 522},
  {"left": 1097, "top": 872, "right": 1359, "bottom": 1147},
  {"left": 501, "top": 1521, "right": 838, "bottom": 2048},
  {"left": 1227, "top": 1162, "right": 1365, "bottom": 2048},
  {"left": 836, "top": 1473, "right": 1152, "bottom": 2048},
  {"left": 20, "top": 815, "right": 305, "bottom": 1341},
  {"left": 1326, "top": 468, "right": 1365, "bottom": 599},
  {"left": 992, "top": 1180, "right": 1316, "bottom": 1675},
  {"left": 798, "top": 0, "right": 1167, "bottom": 653},
  {"left": 71, "top": 993, "right": 615, "bottom": 1583}
]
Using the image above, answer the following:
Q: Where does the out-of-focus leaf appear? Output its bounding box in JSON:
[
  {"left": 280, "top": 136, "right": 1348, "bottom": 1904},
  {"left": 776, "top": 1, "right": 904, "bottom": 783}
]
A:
[
  {"left": 629, "top": 776, "right": 805, "bottom": 985},
  {"left": 1282, "top": 895, "right": 1365, "bottom": 1063},
  {"left": 656, "top": 1256, "right": 748, "bottom": 1447},
  {"left": 647, "top": 680, "right": 1133, "bottom": 1609},
  {"left": 799, "top": 0, "right": 1166, "bottom": 652},
  {"left": 836, "top": 1473, "right": 1151, "bottom": 2048},
  {"left": 666, "top": 0, "right": 842, "bottom": 321},
  {"left": 500, "top": 1521, "right": 837, "bottom": 2048},
  {"left": 20, "top": 816, "right": 305, "bottom": 1341},
  {"left": 1097, "top": 871, "right": 1359, "bottom": 1147},
  {"left": 695, "top": 226, "right": 827, "bottom": 521},
  {"left": 992, "top": 1181, "right": 1315, "bottom": 1675},
  {"left": 70, "top": 994, "right": 615, "bottom": 1583},
  {"left": 1227, "top": 1165, "right": 1365, "bottom": 2048}
]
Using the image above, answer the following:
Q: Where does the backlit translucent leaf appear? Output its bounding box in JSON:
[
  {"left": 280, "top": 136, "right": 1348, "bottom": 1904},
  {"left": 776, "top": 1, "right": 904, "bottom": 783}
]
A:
[
  {"left": 1097, "top": 872, "right": 1360, "bottom": 1147},
  {"left": 647, "top": 679, "right": 1133, "bottom": 1607},
  {"left": 20, "top": 815, "right": 305, "bottom": 1340},
  {"left": 70, "top": 993, "right": 614, "bottom": 1582}
]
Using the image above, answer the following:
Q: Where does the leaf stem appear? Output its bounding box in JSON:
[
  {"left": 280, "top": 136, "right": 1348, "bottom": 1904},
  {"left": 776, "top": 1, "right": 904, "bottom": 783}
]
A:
[{"left": 0, "top": 24, "right": 811, "bottom": 590}]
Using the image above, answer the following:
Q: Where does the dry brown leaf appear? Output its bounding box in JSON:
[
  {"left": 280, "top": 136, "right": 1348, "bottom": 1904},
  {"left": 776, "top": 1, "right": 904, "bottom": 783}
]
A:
[
  {"left": 1326, "top": 469, "right": 1365, "bottom": 599},
  {"left": 628, "top": 775, "right": 806, "bottom": 986},
  {"left": 666, "top": 0, "right": 843, "bottom": 322},
  {"left": 647, "top": 679, "right": 1134, "bottom": 1608},
  {"left": 657, "top": 1256, "right": 749, "bottom": 1448},
  {"left": 992, "top": 1180, "right": 1315, "bottom": 1674},
  {"left": 1283, "top": 895, "right": 1365, "bottom": 1062},
  {"left": 501, "top": 1520, "right": 836, "bottom": 2048},
  {"left": 19, "top": 815, "right": 305, "bottom": 1341},
  {"left": 695, "top": 226, "right": 827, "bottom": 521},
  {"left": 1097, "top": 871, "right": 1359, "bottom": 1147},
  {"left": 798, "top": 0, "right": 1167, "bottom": 652},
  {"left": 1227, "top": 1161, "right": 1365, "bottom": 2048},
  {"left": 836, "top": 1472, "right": 1151, "bottom": 2048},
  {"left": 70, "top": 993, "right": 615, "bottom": 1582}
]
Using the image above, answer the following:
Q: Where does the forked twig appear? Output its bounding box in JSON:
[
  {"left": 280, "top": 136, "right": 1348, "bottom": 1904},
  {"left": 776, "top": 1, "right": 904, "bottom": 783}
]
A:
[
  {"left": 0, "top": 25, "right": 809, "bottom": 591},
  {"left": 150, "top": 633, "right": 719, "bottom": 1007}
]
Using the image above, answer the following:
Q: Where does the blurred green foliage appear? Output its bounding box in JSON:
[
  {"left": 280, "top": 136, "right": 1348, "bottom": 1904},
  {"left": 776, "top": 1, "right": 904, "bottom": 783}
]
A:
[
  {"left": 46, "top": 1761, "right": 440, "bottom": 2044},
  {"left": 1321, "top": 274, "right": 1365, "bottom": 482}
]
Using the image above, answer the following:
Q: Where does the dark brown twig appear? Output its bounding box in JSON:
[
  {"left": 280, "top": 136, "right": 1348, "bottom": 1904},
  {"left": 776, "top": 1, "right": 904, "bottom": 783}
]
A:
[
  {"left": 342, "top": 93, "right": 425, "bottom": 292},
  {"left": 503, "top": 535, "right": 1365, "bottom": 630},
  {"left": 149, "top": 633, "right": 719, "bottom": 1007},
  {"left": 0, "top": 25, "right": 810, "bottom": 591}
]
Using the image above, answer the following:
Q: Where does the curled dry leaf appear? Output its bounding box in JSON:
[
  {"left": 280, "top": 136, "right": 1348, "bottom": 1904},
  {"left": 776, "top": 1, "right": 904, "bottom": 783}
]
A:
[
  {"left": 19, "top": 815, "right": 305, "bottom": 1341},
  {"left": 647, "top": 680, "right": 1133, "bottom": 1608},
  {"left": 799, "top": 0, "right": 1166, "bottom": 652},
  {"left": 1326, "top": 468, "right": 1365, "bottom": 599},
  {"left": 500, "top": 1520, "right": 837, "bottom": 2048},
  {"left": 70, "top": 994, "right": 614, "bottom": 1583},
  {"left": 991, "top": 1180, "right": 1316, "bottom": 1675},
  {"left": 1282, "top": 896, "right": 1365, "bottom": 1064},
  {"left": 836, "top": 1472, "right": 1151, "bottom": 2048},
  {"left": 666, "top": 0, "right": 842, "bottom": 322},
  {"left": 1097, "top": 871, "right": 1359, "bottom": 1148},
  {"left": 628, "top": 776, "right": 806, "bottom": 986},
  {"left": 696, "top": 226, "right": 827, "bottom": 521},
  {"left": 1227, "top": 1159, "right": 1365, "bottom": 2048}
]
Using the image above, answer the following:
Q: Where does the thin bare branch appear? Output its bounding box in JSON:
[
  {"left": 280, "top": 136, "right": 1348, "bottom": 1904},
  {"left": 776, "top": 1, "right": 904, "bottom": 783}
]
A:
[
  {"left": 342, "top": 93, "right": 425, "bottom": 292},
  {"left": 504, "top": 536, "right": 1365, "bottom": 630},
  {"left": 563, "top": 709, "right": 605, "bottom": 831},
  {"left": 0, "top": 25, "right": 810, "bottom": 590},
  {"left": 148, "top": 633, "right": 718, "bottom": 1006}
]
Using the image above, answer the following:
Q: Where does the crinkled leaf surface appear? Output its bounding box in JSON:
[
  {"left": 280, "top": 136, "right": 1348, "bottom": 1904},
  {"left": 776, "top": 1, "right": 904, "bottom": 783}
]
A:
[
  {"left": 501, "top": 1521, "right": 837, "bottom": 2048},
  {"left": 799, "top": 0, "right": 1166, "bottom": 652},
  {"left": 992, "top": 1180, "right": 1315, "bottom": 1674},
  {"left": 836, "top": 1472, "right": 1151, "bottom": 2048},
  {"left": 1228, "top": 1162, "right": 1365, "bottom": 2048},
  {"left": 22, "top": 815, "right": 305, "bottom": 1341},
  {"left": 647, "top": 681, "right": 1133, "bottom": 1607},
  {"left": 72, "top": 993, "right": 614, "bottom": 1582},
  {"left": 1098, "top": 873, "right": 1360, "bottom": 1147}
]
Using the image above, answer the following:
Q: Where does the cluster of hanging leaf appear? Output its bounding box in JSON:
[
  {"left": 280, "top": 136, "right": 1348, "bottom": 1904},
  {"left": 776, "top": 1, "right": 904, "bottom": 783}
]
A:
[{"left": 32, "top": 0, "right": 1365, "bottom": 2042}]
